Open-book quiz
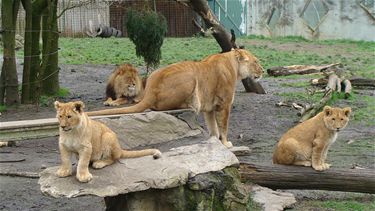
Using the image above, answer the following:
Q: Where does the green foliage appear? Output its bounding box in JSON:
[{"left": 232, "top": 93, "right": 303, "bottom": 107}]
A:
[
  {"left": 291, "top": 199, "right": 375, "bottom": 211},
  {"left": 126, "top": 9, "right": 168, "bottom": 71},
  {"left": 39, "top": 88, "right": 70, "bottom": 107},
  {"left": 0, "top": 105, "right": 6, "bottom": 112}
]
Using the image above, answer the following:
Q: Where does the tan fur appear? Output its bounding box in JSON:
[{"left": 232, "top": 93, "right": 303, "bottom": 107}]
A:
[
  {"left": 104, "top": 64, "right": 144, "bottom": 106},
  {"left": 273, "top": 106, "right": 351, "bottom": 171},
  {"left": 87, "top": 49, "right": 264, "bottom": 148},
  {"left": 54, "top": 101, "right": 161, "bottom": 183}
]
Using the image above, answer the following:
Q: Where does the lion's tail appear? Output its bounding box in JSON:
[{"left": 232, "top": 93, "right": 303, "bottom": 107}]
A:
[
  {"left": 121, "top": 149, "right": 161, "bottom": 159},
  {"left": 86, "top": 101, "right": 150, "bottom": 116}
]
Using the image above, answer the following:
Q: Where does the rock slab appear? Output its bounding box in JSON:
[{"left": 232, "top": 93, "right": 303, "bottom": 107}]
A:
[
  {"left": 98, "top": 111, "right": 202, "bottom": 148},
  {"left": 38, "top": 137, "right": 239, "bottom": 198}
]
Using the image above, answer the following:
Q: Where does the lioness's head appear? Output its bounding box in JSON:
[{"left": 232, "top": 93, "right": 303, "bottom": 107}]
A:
[
  {"left": 323, "top": 106, "right": 351, "bottom": 132},
  {"left": 234, "top": 49, "right": 264, "bottom": 81},
  {"left": 114, "top": 64, "right": 141, "bottom": 97},
  {"left": 54, "top": 101, "right": 85, "bottom": 132}
]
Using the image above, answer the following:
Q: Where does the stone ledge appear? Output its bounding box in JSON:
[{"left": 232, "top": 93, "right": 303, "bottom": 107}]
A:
[{"left": 38, "top": 137, "right": 239, "bottom": 198}]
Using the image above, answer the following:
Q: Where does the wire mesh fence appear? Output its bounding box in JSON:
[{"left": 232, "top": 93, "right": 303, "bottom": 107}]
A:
[{"left": 1, "top": 0, "right": 199, "bottom": 38}]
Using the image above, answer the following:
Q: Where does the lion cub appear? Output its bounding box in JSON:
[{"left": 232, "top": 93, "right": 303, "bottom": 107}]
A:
[
  {"left": 55, "top": 101, "right": 161, "bottom": 182},
  {"left": 273, "top": 106, "right": 351, "bottom": 171},
  {"left": 104, "top": 64, "right": 144, "bottom": 106}
]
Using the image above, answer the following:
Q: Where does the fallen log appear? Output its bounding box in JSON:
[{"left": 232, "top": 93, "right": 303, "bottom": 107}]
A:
[
  {"left": 239, "top": 162, "right": 375, "bottom": 194},
  {"left": 311, "top": 77, "right": 375, "bottom": 88},
  {"left": 0, "top": 170, "right": 39, "bottom": 178},
  {"left": 267, "top": 63, "right": 339, "bottom": 77}
]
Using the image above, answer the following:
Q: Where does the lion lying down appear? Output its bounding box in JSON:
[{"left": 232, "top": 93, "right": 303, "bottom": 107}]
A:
[
  {"left": 104, "top": 63, "right": 144, "bottom": 106},
  {"left": 87, "top": 49, "right": 264, "bottom": 148},
  {"left": 273, "top": 106, "right": 351, "bottom": 171},
  {"left": 55, "top": 101, "right": 161, "bottom": 183}
]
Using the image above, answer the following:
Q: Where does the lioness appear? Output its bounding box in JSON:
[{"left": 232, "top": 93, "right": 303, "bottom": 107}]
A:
[
  {"left": 104, "top": 63, "right": 144, "bottom": 106},
  {"left": 273, "top": 106, "right": 351, "bottom": 171},
  {"left": 87, "top": 49, "right": 264, "bottom": 148},
  {"left": 55, "top": 101, "right": 161, "bottom": 182}
]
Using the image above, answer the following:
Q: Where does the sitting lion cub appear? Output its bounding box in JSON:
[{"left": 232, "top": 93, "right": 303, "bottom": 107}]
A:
[
  {"left": 273, "top": 106, "right": 351, "bottom": 171},
  {"left": 55, "top": 101, "right": 161, "bottom": 182}
]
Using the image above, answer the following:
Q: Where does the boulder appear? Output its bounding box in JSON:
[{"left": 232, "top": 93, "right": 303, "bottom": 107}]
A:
[
  {"left": 98, "top": 111, "right": 202, "bottom": 148},
  {"left": 38, "top": 137, "right": 239, "bottom": 198}
]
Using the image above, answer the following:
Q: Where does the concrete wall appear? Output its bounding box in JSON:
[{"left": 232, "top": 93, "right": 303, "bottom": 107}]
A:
[{"left": 247, "top": 0, "right": 375, "bottom": 41}]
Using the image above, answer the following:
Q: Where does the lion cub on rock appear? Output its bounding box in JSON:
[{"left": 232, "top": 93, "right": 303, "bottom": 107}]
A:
[
  {"left": 55, "top": 101, "right": 161, "bottom": 182},
  {"left": 273, "top": 106, "right": 351, "bottom": 171}
]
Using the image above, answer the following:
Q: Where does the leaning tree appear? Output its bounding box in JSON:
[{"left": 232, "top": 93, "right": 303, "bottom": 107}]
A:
[{"left": 175, "top": 0, "right": 265, "bottom": 94}]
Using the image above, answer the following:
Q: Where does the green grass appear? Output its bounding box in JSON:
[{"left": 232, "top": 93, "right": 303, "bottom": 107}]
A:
[
  {"left": 39, "top": 87, "right": 70, "bottom": 107},
  {"left": 0, "top": 105, "right": 6, "bottom": 112},
  {"left": 58, "top": 37, "right": 220, "bottom": 66},
  {"left": 291, "top": 199, "right": 375, "bottom": 211}
]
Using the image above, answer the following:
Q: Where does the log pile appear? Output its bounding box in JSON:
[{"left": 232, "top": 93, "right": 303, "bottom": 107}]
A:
[{"left": 299, "top": 72, "right": 352, "bottom": 121}]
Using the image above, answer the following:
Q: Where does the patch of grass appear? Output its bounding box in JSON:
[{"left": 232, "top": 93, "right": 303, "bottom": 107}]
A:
[
  {"left": 280, "top": 80, "right": 310, "bottom": 88},
  {"left": 0, "top": 105, "right": 6, "bottom": 112},
  {"left": 351, "top": 95, "right": 375, "bottom": 125},
  {"left": 276, "top": 91, "right": 323, "bottom": 104},
  {"left": 56, "top": 87, "right": 70, "bottom": 98},
  {"left": 59, "top": 37, "right": 220, "bottom": 67},
  {"left": 39, "top": 88, "right": 70, "bottom": 107},
  {"left": 291, "top": 199, "right": 375, "bottom": 211}
]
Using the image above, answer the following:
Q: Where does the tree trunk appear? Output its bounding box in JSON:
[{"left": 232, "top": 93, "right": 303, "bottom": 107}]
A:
[
  {"left": 21, "top": 0, "right": 33, "bottom": 104},
  {"left": 41, "top": 0, "right": 59, "bottom": 95},
  {"left": 27, "top": 0, "right": 47, "bottom": 103},
  {"left": 1, "top": 0, "right": 21, "bottom": 105},
  {"left": 239, "top": 162, "right": 375, "bottom": 194},
  {"left": 176, "top": 0, "right": 265, "bottom": 94}
]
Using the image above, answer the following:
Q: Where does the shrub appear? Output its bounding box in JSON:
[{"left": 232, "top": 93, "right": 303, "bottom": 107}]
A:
[{"left": 126, "top": 9, "right": 168, "bottom": 73}]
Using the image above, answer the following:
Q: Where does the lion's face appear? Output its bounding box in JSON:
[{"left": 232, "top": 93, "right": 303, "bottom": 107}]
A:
[
  {"left": 236, "top": 49, "right": 264, "bottom": 80},
  {"left": 114, "top": 64, "right": 141, "bottom": 97},
  {"left": 323, "top": 106, "right": 351, "bottom": 131},
  {"left": 54, "top": 101, "right": 85, "bottom": 132}
]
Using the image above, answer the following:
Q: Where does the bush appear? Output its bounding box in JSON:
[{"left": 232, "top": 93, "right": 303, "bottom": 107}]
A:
[{"left": 126, "top": 9, "right": 168, "bottom": 73}]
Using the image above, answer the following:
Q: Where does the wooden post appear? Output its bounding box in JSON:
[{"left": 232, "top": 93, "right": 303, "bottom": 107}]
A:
[{"left": 239, "top": 162, "right": 375, "bottom": 194}]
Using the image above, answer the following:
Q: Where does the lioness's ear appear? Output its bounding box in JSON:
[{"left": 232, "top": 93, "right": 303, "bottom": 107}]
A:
[
  {"left": 235, "top": 50, "right": 249, "bottom": 62},
  {"left": 54, "top": 101, "right": 60, "bottom": 110},
  {"left": 343, "top": 107, "right": 352, "bottom": 117},
  {"left": 73, "top": 101, "right": 85, "bottom": 113},
  {"left": 323, "top": 106, "right": 332, "bottom": 116}
]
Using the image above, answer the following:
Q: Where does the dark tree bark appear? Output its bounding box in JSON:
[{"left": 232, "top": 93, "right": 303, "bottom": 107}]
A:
[
  {"left": 240, "top": 162, "right": 375, "bottom": 194},
  {"left": 41, "top": 0, "right": 59, "bottom": 96},
  {"left": 1, "top": 0, "right": 21, "bottom": 105},
  {"left": 176, "top": 0, "right": 265, "bottom": 94},
  {"left": 21, "top": 0, "right": 33, "bottom": 104}
]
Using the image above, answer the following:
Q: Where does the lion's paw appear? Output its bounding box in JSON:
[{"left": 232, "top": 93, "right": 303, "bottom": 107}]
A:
[
  {"left": 77, "top": 172, "right": 93, "bottom": 183},
  {"left": 56, "top": 167, "right": 72, "bottom": 177},
  {"left": 313, "top": 165, "right": 326, "bottom": 171},
  {"left": 92, "top": 161, "right": 107, "bottom": 169},
  {"left": 322, "top": 163, "right": 331, "bottom": 169},
  {"left": 224, "top": 141, "right": 233, "bottom": 148}
]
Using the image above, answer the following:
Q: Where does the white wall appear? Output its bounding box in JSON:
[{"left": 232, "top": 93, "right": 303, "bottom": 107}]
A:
[{"left": 247, "top": 0, "right": 375, "bottom": 41}]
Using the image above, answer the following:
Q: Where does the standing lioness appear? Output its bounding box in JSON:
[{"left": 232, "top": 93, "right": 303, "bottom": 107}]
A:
[
  {"left": 55, "top": 101, "right": 161, "bottom": 182},
  {"left": 87, "top": 49, "right": 264, "bottom": 148},
  {"left": 273, "top": 106, "right": 351, "bottom": 171}
]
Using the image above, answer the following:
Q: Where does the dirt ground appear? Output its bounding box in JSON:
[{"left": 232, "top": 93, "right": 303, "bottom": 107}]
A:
[{"left": 0, "top": 62, "right": 374, "bottom": 210}]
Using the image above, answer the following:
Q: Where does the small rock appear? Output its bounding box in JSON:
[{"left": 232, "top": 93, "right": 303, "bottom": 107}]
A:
[
  {"left": 41, "top": 165, "right": 47, "bottom": 170},
  {"left": 71, "top": 69, "right": 76, "bottom": 72}
]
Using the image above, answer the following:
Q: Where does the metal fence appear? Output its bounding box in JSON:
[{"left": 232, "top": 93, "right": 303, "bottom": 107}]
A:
[{"left": 4, "top": 0, "right": 199, "bottom": 38}]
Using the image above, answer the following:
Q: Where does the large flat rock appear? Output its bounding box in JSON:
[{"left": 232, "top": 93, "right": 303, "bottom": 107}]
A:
[
  {"left": 38, "top": 137, "right": 239, "bottom": 198},
  {"left": 98, "top": 111, "right": 202, "bottom": 148}
]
